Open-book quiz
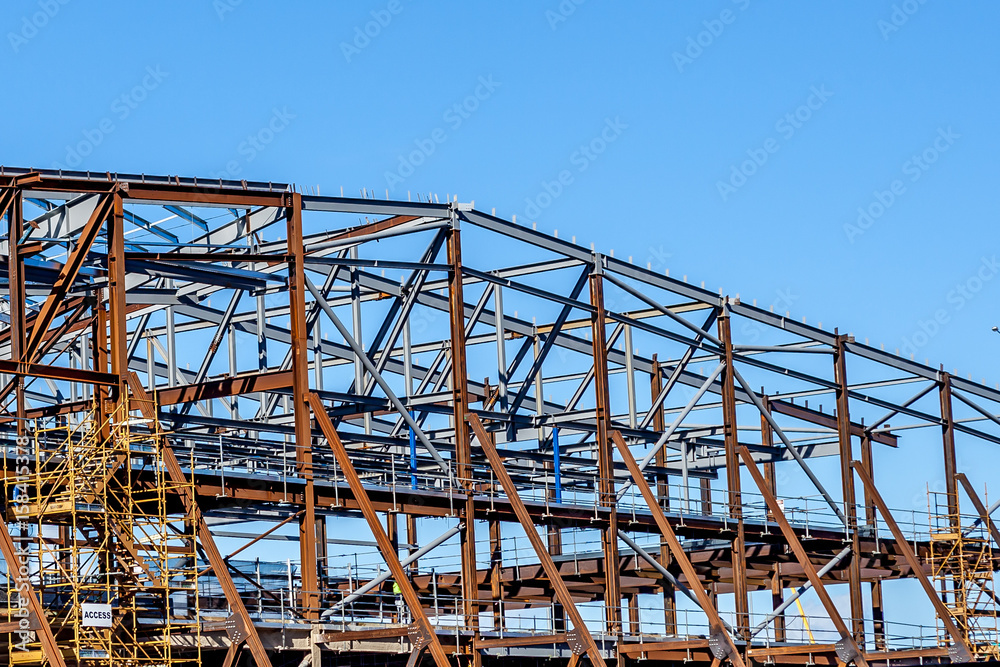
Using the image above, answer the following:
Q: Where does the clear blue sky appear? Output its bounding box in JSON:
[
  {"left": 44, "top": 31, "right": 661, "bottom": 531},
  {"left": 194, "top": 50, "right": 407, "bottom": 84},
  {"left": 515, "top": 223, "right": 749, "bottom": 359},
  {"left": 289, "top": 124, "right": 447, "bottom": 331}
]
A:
[
  {"left": 4, "top": 0, "right": 999, "bottom": 633},
  {"left": 5, "top": 1, "right": 998, "bottom": 385}
]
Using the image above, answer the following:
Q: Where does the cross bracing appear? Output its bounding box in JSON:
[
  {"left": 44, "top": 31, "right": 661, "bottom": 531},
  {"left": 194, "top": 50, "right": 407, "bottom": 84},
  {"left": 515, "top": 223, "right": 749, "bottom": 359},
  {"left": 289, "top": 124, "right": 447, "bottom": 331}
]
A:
[{"left": 0, "top": 167, "right": 996, "bottom": 666}]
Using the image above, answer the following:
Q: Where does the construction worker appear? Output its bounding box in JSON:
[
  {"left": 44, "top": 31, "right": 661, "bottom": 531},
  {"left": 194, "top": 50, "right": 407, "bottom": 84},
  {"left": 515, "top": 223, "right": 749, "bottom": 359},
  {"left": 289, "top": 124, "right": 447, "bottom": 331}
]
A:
[{"left": 392, "top": 580, "right": 406, "bottom": 622}]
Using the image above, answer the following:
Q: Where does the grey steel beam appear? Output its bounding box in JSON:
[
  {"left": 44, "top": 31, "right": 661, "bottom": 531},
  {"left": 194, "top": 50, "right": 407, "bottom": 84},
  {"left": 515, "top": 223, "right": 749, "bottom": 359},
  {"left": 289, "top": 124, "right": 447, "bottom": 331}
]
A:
[
  {"left": 749, "top": 546, "right": 852, "bottom": 638},
  {"left": 616, "top": 362, "right": 725, "bottom": 501},
  {"left": 730, "top": 363, "right": 846, "bottom": 525},
  {"left": 615, "top": 529, "right": 734, "bottom": 634},
  {"left": 324, "top": 522, "right": 463, "bottom": 614},
  {"left": 304, "top": 275, "right": 451, "bottom": 475}
]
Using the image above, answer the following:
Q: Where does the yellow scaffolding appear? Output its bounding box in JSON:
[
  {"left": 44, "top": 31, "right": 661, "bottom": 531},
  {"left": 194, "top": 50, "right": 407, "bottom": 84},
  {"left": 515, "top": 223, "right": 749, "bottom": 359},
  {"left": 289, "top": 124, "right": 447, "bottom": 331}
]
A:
[
  {"left": 928, "top": 488, "right": 1000, "bottom": 661},
  {"left": 2, "top": 394, "right": 200, "bottom": 666}
]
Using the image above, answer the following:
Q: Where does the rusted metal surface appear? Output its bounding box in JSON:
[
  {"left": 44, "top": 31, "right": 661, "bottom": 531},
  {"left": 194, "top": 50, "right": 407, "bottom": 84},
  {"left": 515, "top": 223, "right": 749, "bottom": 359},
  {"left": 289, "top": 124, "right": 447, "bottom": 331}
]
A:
[
  {"left": 612, "top": 430, "right": 746, "bottom": 667},
  {"left": 718, "top": 312, "right": 748, "bottom": 640},
  {"left": 589, "top": 267, "right": 622, "bottom": 639},
  {"left": 308, "top": 392, "right": 451, "bottom": 667},
  {"left": 853, "top": 460, "right": 973, "bottom": 662},
  {"left": 738, "top": 446, "right": 869, "bottom": 667},
  {"left": 0, "top": 168, "right": 994, "bottom": 666},
  {"left": 834, "top": 335, "right": 864, "bottom": 643},
  {"left": 470, "top": 413, "right": 608, "bottom": 667},
  {"left": 126, "top": 373, "right": 273, "bottom": 667}
]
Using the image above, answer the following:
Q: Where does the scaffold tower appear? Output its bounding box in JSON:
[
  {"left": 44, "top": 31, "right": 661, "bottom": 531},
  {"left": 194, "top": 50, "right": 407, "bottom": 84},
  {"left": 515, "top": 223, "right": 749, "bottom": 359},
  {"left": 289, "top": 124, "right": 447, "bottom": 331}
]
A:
[
  {"left": 929, "top": 489, "right": 1000, "bottom": 661},
  {"left": 1, "top": 393, "right": 199, "bottom": 666}
]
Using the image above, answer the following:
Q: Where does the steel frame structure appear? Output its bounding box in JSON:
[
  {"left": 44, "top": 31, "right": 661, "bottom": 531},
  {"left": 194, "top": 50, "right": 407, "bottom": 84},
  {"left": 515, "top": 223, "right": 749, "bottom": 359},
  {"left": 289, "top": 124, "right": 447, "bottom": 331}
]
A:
[{"left": 0, "top": 167, "right": 997, "bottom": 665}]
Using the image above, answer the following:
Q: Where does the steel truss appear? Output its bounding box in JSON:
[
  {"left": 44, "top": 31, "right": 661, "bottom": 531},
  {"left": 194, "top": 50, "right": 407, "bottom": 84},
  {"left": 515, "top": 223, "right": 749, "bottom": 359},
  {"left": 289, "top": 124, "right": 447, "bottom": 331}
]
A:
[{"left": 0, "top": 167, "right": 997, "bottom": 666}]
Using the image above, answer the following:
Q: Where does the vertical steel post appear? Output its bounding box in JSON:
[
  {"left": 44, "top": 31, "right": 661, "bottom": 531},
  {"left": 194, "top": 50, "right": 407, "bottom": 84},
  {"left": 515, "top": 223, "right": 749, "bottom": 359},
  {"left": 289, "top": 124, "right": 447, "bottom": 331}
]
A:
[
  {"left": 6, "top": 190, "right": 26, "bottom": 436},
  {"left": 718, "top": 310, "right": 749, "bottom": 640},
  {"left": 409, "top": 412, "right": 418, "bottom": 490},
  {"left": 761, "top": 396, "right": 785, "bottom": 642},
  {"left": 939, "top": 372, "right": 960, "bottom": 523},
  {"left": 860, "top": 433, "right": 885, "bottom": 650},
  {"left": 286, "top": 193, "right": 319, "bottom": 618},
  {"left": 447, "top": 215, "right": 479, "bottom": 658},
  {"left": 108, "top": 194, "right": 128, "bottom": 389},
  {"left": 308, "top": 394, "right": 451, "bottom": 667},
  {"left": 552, "top": 427, "right": 562, "bottom": 504},
  {"left": 166, "top": 278, "right": 177, "bottom": 388},
  {"left": 406, "top": 515, "right": 419, "bottom": 576},
  {"left": 650, "top": 355, "right": 677, "bottom": 635},
  {"left": 624, "top": 323, "right": 636, "bottom": 428},
  {"left": 489, "top": 516, "right": 503, "bottom": 631},
  {"left": 740, "top": 447, "right": 870, "bottom": 667},
  {"left": 938, "top": 371, "right": 961, "bottom": 625},
  {"left": 312, "top": 316, "right": 323, "bottom": 391},
  {"left": 589, "top": 257, "right": 621, "bottom": 638},
  {"left": 834, "top": 335, "right": 864, "bottom": 643}
]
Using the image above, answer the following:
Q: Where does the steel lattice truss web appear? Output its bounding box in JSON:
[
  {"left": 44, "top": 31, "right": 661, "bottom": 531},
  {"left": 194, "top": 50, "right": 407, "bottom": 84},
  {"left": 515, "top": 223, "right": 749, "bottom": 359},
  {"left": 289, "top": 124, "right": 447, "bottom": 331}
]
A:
[{"left": 0, "top": 167, "right": 996, "bottom": 666}]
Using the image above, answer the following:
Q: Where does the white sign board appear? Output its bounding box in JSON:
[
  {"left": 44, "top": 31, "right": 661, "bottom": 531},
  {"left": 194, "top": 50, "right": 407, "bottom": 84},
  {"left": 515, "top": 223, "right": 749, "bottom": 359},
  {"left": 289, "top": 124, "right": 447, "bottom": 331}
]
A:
[{"left": 81, "top": 603, "right": 113, "bottom": 628}]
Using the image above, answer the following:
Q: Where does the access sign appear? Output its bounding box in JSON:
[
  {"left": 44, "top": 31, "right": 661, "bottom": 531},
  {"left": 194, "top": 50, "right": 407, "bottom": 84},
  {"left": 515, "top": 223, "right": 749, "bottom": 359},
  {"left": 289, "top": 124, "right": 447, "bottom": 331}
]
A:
[{"left": 81, "top": 603, "right": 113, "bottom": 628}]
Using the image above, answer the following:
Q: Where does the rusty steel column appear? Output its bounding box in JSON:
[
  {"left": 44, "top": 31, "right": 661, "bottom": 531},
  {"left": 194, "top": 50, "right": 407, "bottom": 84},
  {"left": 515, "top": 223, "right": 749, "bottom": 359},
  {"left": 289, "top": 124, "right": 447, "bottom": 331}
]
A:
[
  {"left": 93, "top": 288, "right": 111, "bottom": 440},
  {"left": 126, "top": 373, "right": 273, "bottom": 667},
  {"left": 108, "top": 194, "right": 128, "bottom": 388},
  {"left": 741, "top": 447, "right": 870, "bottom": 667},
  {"left": 700, "top": 478, "right": 712, "bottom": 516},
  {"left": 589, "top": 259, "right": 621, "bottom": 638},
  {"left": 447, "top": 216, "right": 480, "bottom": 655},
  {"left": 286, "top": 192, "right": 319, "bottom": 618},
  {"left": 489, "top": 516, "right": 503, "bottom": 631},
  {"left": 309, "top": 393, "right": 451, "bottom": 667},
  {"left": 611, "top": 431, "right": 746, "bottom": 667},
  {"left": 852, "top": 461, "right": 972, "bottom": 663},
  {"left": 650, "top": 355, "right": 677, "bottom": 635},
  {"left": 937, "top": 372, "right": 962, "bottom": 624},
  {"left": 834, "top": 335, "right": 864, "bottom": 643},
  {"left": 718, "top": 310, "right": 749, "bottom": 640},
  {"left": 471, "top": 414, "right": 608, "bottom": 667},
  {"left": 860, "top": 433, "right": 885, "bottom": 650},
  {"left": 407, "top": 515, "right": 419, "bottom": 576},
  {"left": 761, "top": 397, "right": 785, "bottom": 642},
  {"left": 6, "top": 190, "right": 26, "bottom": 435},
  {"left": 939, "top": 372, "right": 960, "bottom": 524}
]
